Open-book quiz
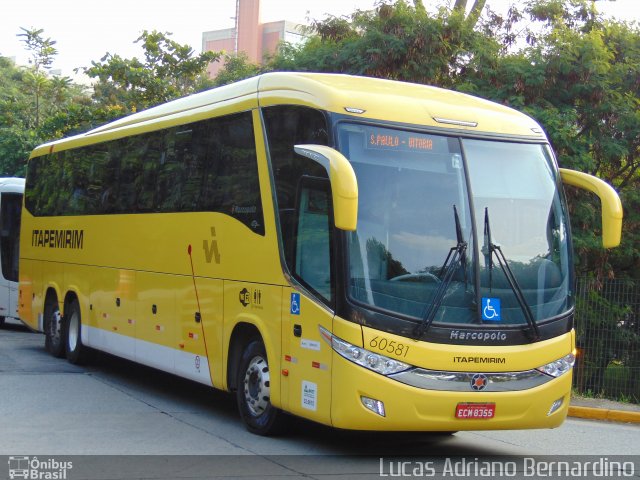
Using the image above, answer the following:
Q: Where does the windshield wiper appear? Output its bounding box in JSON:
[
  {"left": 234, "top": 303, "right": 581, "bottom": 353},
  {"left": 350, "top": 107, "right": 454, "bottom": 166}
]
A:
[
  {"left": 413, "top": 205, "right": 467, "bottom": 339},
  {"left": 482, "top": 208, "right": 541, "bottom": 341}
]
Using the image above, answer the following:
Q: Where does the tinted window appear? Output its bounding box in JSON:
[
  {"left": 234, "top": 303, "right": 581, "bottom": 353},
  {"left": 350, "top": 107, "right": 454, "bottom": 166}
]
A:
[
  {"left": 25, "top": 112, "right": 264, "bottom": 234},
  {"left": 262, "top": 105, "right": 333, "bottom": 303},
  {"left": 294, "top": 179, "right": 333, "bottom": 302},
  {"left": 0, "top": 193, "right": 22, "bottom": 282}
]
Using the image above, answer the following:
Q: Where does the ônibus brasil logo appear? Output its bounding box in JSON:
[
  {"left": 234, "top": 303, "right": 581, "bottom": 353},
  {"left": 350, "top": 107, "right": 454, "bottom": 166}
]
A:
[{"left": 8, "top": 456, "right": 73, "bottom": 479}]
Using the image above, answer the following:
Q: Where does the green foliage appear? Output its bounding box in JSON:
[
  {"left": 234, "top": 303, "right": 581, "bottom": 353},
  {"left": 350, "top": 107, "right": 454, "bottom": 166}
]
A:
[
  {"left": 0, "top": 30, "right": 93, "bottom": 175},
  {"left": 213, "top": 52, "right": 263, "bottom": 87},
  {"left": 604, "top": 364, "right": 639, "bottom": 403},
  {"left": 17, "top": 27, "right": 58, "bottom": 73},
  {"left": 0, "top": 126, "right": 38, "bottom": 176},
  {"left": 574, "top": 278, "right": 640, "bottom": 403},
  {"left": 473, "top": 2, "right": 640, "bottom": 280},
  {"left": 82, "top": 30, "right": 220, "bottom": 113},
  {"left": 1, "top": 28, "right": 223, "bottom": 176},
  {"left": 15, "top": 27, "right": 66, "bottom": 129},
  {"left": 270, "top": 1, "right": 501, "bottom": 87}
]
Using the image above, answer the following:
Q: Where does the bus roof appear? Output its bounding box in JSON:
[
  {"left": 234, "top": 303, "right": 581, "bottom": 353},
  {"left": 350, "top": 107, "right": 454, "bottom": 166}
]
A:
[
  {"left": 31, "top": 72, "right": 546, "bottom": 157},
  {"left": 0, "top": 177, "right": 25, "bottom": 191}
]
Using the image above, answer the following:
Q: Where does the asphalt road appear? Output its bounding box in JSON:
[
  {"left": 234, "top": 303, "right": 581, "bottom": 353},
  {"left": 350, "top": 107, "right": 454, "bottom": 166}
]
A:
[{"left": 0, "top": 319, "right": 638, "bottom": 479}]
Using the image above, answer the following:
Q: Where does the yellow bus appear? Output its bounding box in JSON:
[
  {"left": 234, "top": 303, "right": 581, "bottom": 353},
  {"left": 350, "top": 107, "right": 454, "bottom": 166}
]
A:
[{"left": 19, "top": 73, "right": 622, "bottom": 435}]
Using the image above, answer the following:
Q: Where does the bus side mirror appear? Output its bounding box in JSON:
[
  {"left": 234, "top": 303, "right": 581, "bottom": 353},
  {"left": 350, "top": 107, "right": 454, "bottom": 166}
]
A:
[
  {"left": 294, "top": 145, "right": 358, "bottom": 231},
  {"left": 559, "top": 168, "right": 623, "bottom": 248}
]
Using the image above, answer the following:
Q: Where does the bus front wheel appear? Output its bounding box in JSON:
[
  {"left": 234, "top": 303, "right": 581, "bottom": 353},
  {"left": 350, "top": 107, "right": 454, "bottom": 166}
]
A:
[
  {"left": 44, "top": 295, "right": 64, "bottom": 358},
  {"left": 236, "top": 339, "right": 287, "bottom": 436},
  {"left": 65, "top": 298, "right": 88, "bottom": 364}
]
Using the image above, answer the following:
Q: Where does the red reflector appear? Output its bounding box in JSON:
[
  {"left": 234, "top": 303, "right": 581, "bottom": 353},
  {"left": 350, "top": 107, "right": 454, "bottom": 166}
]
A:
[
  {"left": 455, "top": 403, "right": 496, "bottom": 419},
  {"left": 312, "top": 361, "right": 320, "bottom": 369}
]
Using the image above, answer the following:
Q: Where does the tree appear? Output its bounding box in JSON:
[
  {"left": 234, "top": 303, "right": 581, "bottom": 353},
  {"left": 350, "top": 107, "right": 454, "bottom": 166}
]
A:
[
  {"left": 452, "top": 0, "right": 487, "bottom": 28},
  {"left": 213, "top": 52, "right": 263, "bottom": 87},
  {"left": 0, "top": 30, "right": 91, "bottom": 175},
  {"left": 270, "top": 0, "right": 500, "bottom": 87},
  {"left": 17, "top": 27, "right": 58, "bottom": 73},
  {"left": 457, "top": 0, "right": 640, "bottom": 280},
  {"left": 16, "top": 27, "right": 60, "bottom": 128},
  {"left": 83, "top": 30, "right": 221, "bottom": 114}
]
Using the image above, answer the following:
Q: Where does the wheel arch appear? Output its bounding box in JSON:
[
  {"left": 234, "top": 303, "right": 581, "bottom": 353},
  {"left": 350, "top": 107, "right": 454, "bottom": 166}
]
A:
[
  {"left": 43, "top": 284, "right": 62, "bottom": 317},
  {"left": 63, "top": 289, "right": 81, "bottom": 316},
  {"left": 226, "top": 322, "right": 263, "bottom": 393},
  {"left": 44, "top": 284, "right": 62, "bottom": 304}
]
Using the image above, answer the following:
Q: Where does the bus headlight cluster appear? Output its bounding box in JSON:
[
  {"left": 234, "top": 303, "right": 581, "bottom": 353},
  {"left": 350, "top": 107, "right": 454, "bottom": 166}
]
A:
[
  {"left": 320, "top": 327, "right": 411, "bottom": 375},
  {"left": 536, "top": 353, "right": 575, "bottom": 378}
]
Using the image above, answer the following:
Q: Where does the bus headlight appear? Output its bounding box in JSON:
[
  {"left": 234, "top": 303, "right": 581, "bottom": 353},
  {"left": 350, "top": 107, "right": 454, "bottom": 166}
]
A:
[
  {"left": 536, "top": 353, "right": 575, "bottom": 378},
  {"left": 320, "top": 326, "right": 411, "bottom": 375}
]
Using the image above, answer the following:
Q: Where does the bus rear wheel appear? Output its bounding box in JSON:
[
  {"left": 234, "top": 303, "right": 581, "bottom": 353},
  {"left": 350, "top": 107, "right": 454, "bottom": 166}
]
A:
[
  {"left": 236, "top": 339, "right": 287, "bottom": 436},
  {"left": 44, "top": 295, "right": 64, "bottom": 358},
  {"left": 65, "top": 299, "right": 88, "bottom": 364}
]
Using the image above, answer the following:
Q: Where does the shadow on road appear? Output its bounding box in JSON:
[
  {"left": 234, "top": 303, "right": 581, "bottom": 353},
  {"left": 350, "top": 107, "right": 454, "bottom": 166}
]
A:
[{"left": 83, "top": 351, "right": 512, "bottom": 456}]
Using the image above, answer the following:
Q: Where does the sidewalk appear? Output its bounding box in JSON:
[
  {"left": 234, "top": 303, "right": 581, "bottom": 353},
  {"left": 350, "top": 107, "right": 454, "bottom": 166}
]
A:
[{"left": 569, "top": 395, "right": 640, "bottom": 424}]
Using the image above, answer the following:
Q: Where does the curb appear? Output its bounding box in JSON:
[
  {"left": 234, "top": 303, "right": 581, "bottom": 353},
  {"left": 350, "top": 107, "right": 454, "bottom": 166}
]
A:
[{"left": 568, "top": 406, "right": 640, "bottom": 424}]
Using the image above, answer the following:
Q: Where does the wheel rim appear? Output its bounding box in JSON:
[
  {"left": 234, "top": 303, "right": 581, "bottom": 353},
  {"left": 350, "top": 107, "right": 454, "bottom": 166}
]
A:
[
  {"left": 68, "top": 310, "right": 79, "bottom": 352},
  {"left": 50, "top": 309, "right": 62, "bottom": 347},
  {"left": 243, "top": 355, "right": 271, "bottom": 417}
]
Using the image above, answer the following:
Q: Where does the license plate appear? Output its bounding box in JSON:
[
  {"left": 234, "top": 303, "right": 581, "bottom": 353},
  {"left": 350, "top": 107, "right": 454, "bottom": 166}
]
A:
[{"left": 455, "top": 403, "right": 496, "bottom": 419}]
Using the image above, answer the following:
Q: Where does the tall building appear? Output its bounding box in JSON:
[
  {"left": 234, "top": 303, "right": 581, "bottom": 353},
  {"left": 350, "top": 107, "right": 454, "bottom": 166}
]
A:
[{"left": 202, "top": 0, "right": 305, "bottom": 78}]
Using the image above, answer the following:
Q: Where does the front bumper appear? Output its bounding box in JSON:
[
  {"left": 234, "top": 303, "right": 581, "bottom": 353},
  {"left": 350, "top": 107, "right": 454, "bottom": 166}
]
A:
[{"left": 330, "top": 352, "right": 571, "bottom": 431}]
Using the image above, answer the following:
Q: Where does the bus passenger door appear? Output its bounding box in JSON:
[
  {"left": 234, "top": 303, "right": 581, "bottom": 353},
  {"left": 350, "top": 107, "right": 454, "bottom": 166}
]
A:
[{"left": 281, "top": 178, "right": 334, "bottom": 425}]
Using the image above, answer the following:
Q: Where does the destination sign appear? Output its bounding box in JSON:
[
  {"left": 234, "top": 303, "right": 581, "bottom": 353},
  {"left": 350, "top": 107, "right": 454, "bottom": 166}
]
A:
[{"left": 365, "top": 128, "right": 447, "bottom": 154}]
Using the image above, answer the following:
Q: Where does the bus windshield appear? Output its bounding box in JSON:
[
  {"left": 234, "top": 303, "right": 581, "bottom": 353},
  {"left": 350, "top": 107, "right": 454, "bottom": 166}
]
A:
[{"left": 339, "top": 123, "right": 573, "bottom": 330}]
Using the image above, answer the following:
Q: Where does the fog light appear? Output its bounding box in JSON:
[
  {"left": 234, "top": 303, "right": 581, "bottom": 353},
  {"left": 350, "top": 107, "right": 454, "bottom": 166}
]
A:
[
  {"left": 548, "top": 397, "right": 564, "bottom": 416},
  {"left": 361, "top": 396, "right": 386, "bottom": 417}
]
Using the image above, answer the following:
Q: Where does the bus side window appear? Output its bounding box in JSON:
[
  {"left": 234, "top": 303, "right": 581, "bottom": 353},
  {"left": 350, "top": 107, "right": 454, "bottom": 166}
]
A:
[
  {"left": 262, "top": 105, "right": 333, "bottom": 305},
  {"left": 0, "top": 193, "right": 21, "bottom": 283},
  {"left": 293, "top": 177, "right": 334, "bottom": 303}
]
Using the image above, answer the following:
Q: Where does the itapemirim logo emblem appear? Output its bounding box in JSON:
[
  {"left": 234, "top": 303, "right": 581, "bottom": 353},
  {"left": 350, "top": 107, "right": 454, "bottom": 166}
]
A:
[
  {"left": 7, "top": 456, "right": 73, "bottom": 479},
  {"left": 470, "top": 373, "right": 489, "bottom": 391}
]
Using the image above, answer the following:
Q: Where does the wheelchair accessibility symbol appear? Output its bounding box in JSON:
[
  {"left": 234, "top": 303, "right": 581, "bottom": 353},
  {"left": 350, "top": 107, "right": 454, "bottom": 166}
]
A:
[
  {"left": 290, "top": 292, "right": 301, "bottom": 315},
  {"left": 482, "top": 297, "right": 501, "bottom": 321}
]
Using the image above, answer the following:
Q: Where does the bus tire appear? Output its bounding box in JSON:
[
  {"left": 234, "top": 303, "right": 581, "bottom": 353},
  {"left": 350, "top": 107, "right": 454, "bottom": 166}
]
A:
[
  {"left": 236, "top": 339, "right": 287, "bottom": 436},
  {"left": 44, "top": 294, "right": 64, "bottom": 358},
  {"left": 0, "top": 316, "right": 5, "bottom": 328},
  {"left": 65, "top": 298, "right": 88, "bottom": 365}
]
